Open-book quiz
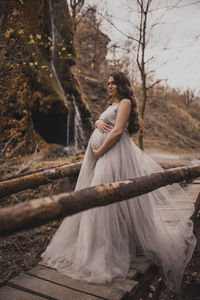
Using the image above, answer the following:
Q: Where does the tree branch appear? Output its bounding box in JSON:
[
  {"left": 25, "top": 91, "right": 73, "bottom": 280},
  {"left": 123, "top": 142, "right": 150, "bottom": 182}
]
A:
[
  {"left": 88, "top": 6, "right": 141, "bottom": 44},
  {"left": 146, "top": 79, "right": 163, "bottom": 91}
]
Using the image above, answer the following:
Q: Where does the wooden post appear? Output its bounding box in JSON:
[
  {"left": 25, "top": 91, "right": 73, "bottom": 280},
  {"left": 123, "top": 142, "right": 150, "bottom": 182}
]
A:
[
  {"left": 0, "top": 162, "right": 81, "bottom": 198},
  {"left": 0, "top": 165, "right": 199, "bottom": 236}
]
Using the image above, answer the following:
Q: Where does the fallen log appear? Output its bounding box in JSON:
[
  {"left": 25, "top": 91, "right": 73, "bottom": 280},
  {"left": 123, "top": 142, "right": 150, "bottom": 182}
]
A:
[
  {"left": 0, "top": 165, "right": 199, "bottom": 236},
  {"left": 0, "top": 161, "right": 79, "bottom": 182},
  {"left": 0, "top": 162, "right": 81, "bottom": 198}
]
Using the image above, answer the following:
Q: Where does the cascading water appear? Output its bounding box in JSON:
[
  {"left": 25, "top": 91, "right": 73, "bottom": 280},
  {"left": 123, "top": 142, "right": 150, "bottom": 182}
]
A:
[
  {"left": 49, "top": 0, "right": 69, "bottom": 109},
  {"left": 48, "top": 0, "right": 84, "bottom": 153},
  {"left": 72, "top": 95, "right": 84, "bottom": 151}
]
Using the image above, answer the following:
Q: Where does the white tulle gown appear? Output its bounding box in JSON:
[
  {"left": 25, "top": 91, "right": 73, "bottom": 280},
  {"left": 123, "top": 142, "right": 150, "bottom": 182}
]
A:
[{"left": 41, "top": 103, "right": 196, "bottom": 291}]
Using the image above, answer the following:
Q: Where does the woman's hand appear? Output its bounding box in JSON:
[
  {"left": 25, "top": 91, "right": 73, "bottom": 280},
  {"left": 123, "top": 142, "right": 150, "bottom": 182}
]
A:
[
  {"left": 92, "top": 149, "right": 102, "bottom": 158},
  {"left": 95, "top": 120, "right": 113, "bottom": 133},
  {"left": 93, "top": 99, "right": 131, "bottom": 158}
]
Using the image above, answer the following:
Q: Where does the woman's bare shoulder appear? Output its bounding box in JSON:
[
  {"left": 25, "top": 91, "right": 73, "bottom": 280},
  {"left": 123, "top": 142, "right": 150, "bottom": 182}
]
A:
[
  {"left": 119, "top": 98, "right": 132, "bottom": 106},
  {"left": 117, "top": 99, "right": 132, "bottom": 111}
]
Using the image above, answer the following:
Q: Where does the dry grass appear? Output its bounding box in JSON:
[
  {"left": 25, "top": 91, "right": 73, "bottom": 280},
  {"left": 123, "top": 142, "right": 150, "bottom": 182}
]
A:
[{"left": 143, "top": 94, "right": 200, "bottom": 151}]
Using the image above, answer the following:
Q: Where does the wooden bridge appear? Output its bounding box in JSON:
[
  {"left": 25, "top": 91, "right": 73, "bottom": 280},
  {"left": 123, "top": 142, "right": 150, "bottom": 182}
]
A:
[
  {"left": 0, "top": 165, "right": 199, "bottom": 300},
  {"left": 0, "top": 261, "right": 152, "bottom": 300}
]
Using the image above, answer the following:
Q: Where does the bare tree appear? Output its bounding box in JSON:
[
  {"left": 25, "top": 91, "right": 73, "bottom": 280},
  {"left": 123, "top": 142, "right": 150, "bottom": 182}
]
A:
[
  {"left": 135, "top": 0, "right": 164, "bottom": 149},
  {"left": 92, "top": 0, "right": 163, "bottom": 149},
  {"left": 69, "top": 0, "right": 85, "bottom": 31},
  {"left": 95, "top": 1, "right": 197, "bottom": 149},
  {"left": 74, "top": 1, "right": 199, "bottom": 149},
  {"left": 185, "top": 88, "right": 196, "bottom": 107}
]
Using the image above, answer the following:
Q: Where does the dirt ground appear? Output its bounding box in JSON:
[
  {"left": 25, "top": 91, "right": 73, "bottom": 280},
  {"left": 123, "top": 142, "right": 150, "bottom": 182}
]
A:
[{"left": 0, "top": 150, "right": 199, "bottom": 299}]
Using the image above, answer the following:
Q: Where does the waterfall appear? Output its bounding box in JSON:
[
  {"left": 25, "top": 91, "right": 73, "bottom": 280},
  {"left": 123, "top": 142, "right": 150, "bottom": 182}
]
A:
[
  {"left": 49, "top": 0, "right": 69, "bottom": 109},
  {"left": 48, "top": 0, "right": 84, "bottom": 153},
  {"left": 73, "top": 95, "right": 84, "bottom": 151}
]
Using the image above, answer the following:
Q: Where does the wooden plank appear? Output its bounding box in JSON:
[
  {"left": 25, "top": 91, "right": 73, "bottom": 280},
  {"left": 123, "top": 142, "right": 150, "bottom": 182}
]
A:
[
  {"left": 193, "top": 179, "right": 200, "bottom": 184},
  {"left": 184, "top": 184, "right": 200, "bottom": 201},
  {"left": 8, "top": 273, "right": 99, "bottom": 300},
  {"left": 28, "top": 264, "right": 138, "bottom": 300},
  {"left": 185, "top": 184, "right": 200, "bottom": 190},
  {"left": 0, "top": 285, "right": 44, "bottom": 300},
  {"left": 130, "top": 262, "right": 152, "bottom": 275},
  {"left": 126, "top": 268, "right": 138, "bottom": 280}
]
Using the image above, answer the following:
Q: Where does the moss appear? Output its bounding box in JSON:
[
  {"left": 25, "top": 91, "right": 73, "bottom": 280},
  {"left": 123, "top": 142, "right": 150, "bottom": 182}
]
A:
[
  {"left": 0, "top": 0, "right": 91, "bottom": 157},
  {"left": 30, "top": 161, "right": 58, "bottom": 171}
]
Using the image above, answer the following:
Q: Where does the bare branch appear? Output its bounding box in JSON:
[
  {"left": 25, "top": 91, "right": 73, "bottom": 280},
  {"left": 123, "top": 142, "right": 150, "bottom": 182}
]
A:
[
  {"left": 14, "top": 145, "right": 39, "bottom": 175},
  {"left": 146, "top": 79, "right": 163, "bottom": 91},
  {"left": 0, "top": 140, "right": 24, "bottom": 163},
  {"left": 185, "top": 88, "right": 197, "bottom": 107},
  {"left": 144, "top": 56, "right": 154, "bottom": 65},
  {"left": 149, "top": 0, "right": 198, "bottom": 12},
  {"left": 136, "top": 1, "right": 143, "bottom": 63},
  {"left": 69, "top": 0, "right": 85, "bottom": 30},
  {"left": 88, "top": 6, "right": 141, "bottom": 44},
  {"left": 0, "top": 136, "right": 17, "bottom": 158},
  {"left": 146, "top": 69, "right": 156, "bottom": 76}
]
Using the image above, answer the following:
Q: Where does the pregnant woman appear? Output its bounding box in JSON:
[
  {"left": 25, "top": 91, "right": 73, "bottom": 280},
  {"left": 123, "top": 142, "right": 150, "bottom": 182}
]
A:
[{"left": 41, "top": 71, "right": 196, "bottom": 292}]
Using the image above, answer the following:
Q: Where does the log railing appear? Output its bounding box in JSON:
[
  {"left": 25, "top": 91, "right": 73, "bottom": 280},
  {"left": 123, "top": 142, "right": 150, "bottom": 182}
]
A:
[
  {"left": 0, "top": 165, "right": 200, "bottom": 236},
  {"left": 0, "top": 162, "right": 81, "bottom": 198}
]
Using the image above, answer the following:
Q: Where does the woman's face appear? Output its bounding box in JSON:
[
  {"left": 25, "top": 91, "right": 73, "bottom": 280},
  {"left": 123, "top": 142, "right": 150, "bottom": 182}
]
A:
[{"left": 108, "top": 76, "right": 117, "bottom": 98}]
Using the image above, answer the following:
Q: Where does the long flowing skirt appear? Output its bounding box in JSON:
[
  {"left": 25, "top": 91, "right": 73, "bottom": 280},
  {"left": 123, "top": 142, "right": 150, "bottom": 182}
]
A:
[{"left": 41, "top": 129, "right": 196, "bottom": 291}]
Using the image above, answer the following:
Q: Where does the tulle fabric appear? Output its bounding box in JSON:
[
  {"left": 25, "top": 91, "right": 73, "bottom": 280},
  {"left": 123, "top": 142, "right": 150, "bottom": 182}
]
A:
[{"left": 41, "top": 104, "right": 196, "bottom": 292}]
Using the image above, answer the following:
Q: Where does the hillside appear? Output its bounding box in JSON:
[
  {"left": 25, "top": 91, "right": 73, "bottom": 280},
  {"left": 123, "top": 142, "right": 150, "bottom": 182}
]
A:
[
  {"left": 77, "top": 74, "right": 200, "bottom": 151},
  {"left": 143, "top": 96, "right": 200, "bottom": 151},
  {"left": 74, "top": 9, "right": 200, "bottom": 152}
]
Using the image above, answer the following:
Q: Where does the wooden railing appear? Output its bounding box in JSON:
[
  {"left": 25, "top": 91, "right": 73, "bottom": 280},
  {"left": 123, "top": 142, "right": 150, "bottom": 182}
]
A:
[
  {"left": 0, "top": 165, "right": 200, "bottom": 236},
  {"left": 0, "top": 162, "right": 81, "bottom": 198}
]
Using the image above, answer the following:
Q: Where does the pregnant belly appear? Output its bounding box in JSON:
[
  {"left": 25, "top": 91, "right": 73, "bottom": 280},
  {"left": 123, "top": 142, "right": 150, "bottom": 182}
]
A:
[{"left": 90, "top": 128, "right": 109, "bottom": 149}]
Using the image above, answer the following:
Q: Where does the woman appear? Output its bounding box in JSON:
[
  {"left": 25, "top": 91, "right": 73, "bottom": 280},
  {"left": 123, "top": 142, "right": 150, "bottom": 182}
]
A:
[{"left": 41, "top": 71, "right": 196, "bottom": 292}]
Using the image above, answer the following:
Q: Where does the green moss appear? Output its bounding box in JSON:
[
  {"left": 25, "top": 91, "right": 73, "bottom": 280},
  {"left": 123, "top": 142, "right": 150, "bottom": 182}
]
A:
[
  {"left": 0, "top": 0, "right": 92, "bottom": 157},
  {"left": 30, "top": 161, "right": 58, "bottom": 171}
]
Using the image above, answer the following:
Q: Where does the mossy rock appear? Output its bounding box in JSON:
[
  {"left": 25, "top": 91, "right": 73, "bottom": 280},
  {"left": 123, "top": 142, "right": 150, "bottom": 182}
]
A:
[{"left": 0, "top": 0, "right": 92, "bottom": 158}]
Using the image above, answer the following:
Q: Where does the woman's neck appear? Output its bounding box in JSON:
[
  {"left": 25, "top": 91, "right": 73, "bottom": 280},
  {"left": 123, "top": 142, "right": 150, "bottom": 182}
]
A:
[{"left": 111, "top": 98, "right": 119, "bottom": 105}]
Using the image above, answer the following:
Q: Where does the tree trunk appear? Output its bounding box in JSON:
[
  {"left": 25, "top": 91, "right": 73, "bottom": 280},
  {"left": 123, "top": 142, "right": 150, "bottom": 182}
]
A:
[
  {"left": 138, "top": 128, "right": 144, "bottom": 150},
  {"left": 0, "top": 162, "right": 81, "bottom": 198},
  {"left": 0, "top": 165, "right": 199, "bottom": 236},
  {"left": 136, "top": 0, "right": 152, "bottom": 150}
]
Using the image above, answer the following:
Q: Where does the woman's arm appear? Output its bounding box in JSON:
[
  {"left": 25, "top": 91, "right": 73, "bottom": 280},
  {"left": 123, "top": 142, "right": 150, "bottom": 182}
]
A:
[{"left": 92, "top": 99, "right": 131, "bottom": 158}]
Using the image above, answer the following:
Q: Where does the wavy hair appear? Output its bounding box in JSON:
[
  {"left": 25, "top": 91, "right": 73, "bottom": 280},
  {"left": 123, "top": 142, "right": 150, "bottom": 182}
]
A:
[{"left": 106, "top": 71, "right": 143, "bottom": 135}]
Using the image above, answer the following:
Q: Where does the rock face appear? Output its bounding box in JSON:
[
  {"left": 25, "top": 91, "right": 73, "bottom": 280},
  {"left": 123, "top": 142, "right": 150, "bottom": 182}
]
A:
[{"left": 0, "top": 0, "right": 91, "bottom": 157}]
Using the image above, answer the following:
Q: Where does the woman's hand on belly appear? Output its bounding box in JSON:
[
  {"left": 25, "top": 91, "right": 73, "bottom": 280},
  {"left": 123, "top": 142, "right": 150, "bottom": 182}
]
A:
[
  {"left": 95, "top": 120, "right": 113, "bottom": 133},
  {"left": 92, "top": 148, "right": 101, "bottom": 158}
]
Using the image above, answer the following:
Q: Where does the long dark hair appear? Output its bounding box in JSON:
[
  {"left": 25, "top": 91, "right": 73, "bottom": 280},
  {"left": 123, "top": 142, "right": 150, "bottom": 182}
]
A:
[{"left": 106, "top": 71, "right": 143, "bottom": 135}]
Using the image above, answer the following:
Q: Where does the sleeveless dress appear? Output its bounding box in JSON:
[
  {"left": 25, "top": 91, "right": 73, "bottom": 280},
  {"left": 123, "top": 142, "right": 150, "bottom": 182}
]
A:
[{"left": 41, "top": 103, "right": 196, "bottom": 291}]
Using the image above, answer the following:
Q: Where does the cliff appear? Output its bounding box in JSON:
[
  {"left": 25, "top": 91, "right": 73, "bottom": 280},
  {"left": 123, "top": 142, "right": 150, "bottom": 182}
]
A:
[{"left": 0, "top": 0, "right": 91, "bottom": 160}]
